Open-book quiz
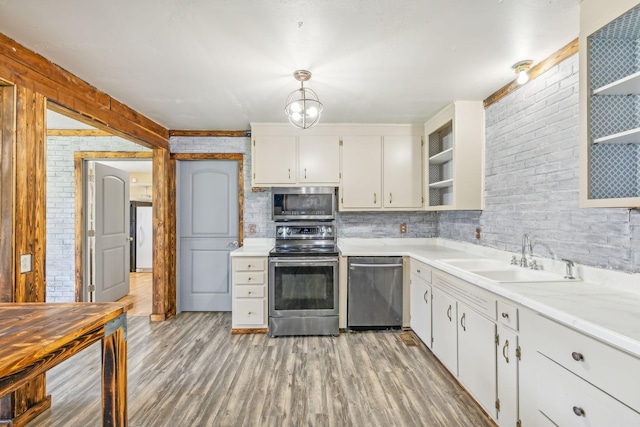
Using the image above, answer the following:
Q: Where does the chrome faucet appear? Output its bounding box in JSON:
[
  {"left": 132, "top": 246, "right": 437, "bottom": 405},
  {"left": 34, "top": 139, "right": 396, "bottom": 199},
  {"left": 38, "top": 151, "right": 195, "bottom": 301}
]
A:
[
  {"left": 521, "top": 234, "right": 532, "bottom": 268},
  {"left": 562, "top": 259, "right": 575, "bottom": 279}
]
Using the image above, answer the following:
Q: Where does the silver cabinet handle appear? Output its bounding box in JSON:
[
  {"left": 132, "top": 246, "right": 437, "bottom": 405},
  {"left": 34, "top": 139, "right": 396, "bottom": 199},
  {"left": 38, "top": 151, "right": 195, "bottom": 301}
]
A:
[
  {"left": 227, "top": 241, "right": 239, "bottom": 247},
  {"left": 460, "top": 312, "right": 466, "bottom": 331},
  {"left": 373, "top": 193, "right": 377, "bottom": 204},
  {"left": 389, "top": 192, "right": 392, "bottom": 204},
  {"left": 423, "top": 290, "right": 428, "bottom": 303},
  {"left": 446, "top": 305, "right": 452, "bottom": 321},
  {"left": 304, "top": 168, "right": 307, "bottom": 179}
]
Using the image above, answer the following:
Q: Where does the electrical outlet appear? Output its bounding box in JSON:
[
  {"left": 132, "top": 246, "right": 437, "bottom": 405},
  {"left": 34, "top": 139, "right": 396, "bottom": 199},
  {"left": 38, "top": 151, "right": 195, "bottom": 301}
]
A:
[
  {"left": 248, "top": 224, "right": 256, "bottom": 235},
  {"left": 475, "top": 227, "right": 481, "bottom": 240},
  {"left": 20, "top": 254, "right": 32, "bottom": 273},
  {"left": 400, "top": 223, "right": 407, "bottom": 234}
]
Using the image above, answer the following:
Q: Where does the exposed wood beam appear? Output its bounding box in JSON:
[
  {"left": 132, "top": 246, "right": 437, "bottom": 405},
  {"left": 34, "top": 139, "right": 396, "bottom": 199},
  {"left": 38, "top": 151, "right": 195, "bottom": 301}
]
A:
[
  {"left": 169, "top": 130, "right": 251, "bottom": 138},
  {"left": 484, "top": 38, "right": 579, "bottom": 108},
  {"left": 47, "top": 129, "right": 112, "bottom": 137},
  {"left": 0, "top": 32, "right": 169, "bottom": 149}
]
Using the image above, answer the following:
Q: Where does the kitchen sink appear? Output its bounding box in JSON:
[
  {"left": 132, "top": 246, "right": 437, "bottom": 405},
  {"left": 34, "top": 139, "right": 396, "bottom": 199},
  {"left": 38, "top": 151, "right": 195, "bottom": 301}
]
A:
[
  {"left": 439, "top": 258, "right": 509, "bottom": 271},
  {"left": 439, "top": 258, "right": 578, "bottom": 283},
  {"left": 469, "top": 268, "right": 574, "bottom": 283}
]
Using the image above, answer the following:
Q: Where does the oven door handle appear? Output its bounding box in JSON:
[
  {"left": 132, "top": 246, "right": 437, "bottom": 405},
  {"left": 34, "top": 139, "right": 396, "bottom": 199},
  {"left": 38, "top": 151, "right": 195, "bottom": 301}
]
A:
[
  {"left": 271, "top": 258, "right": 338, "bottom": 265},
  {"left": 349, "top": 263, "right": 403, "bottom": 268}
]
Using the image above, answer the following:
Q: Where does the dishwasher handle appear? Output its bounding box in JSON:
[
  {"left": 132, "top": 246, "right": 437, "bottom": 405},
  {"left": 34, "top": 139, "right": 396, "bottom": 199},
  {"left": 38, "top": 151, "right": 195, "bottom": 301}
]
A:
[{"left": 349, "top": 263, "right": 403, "bottom": 269}]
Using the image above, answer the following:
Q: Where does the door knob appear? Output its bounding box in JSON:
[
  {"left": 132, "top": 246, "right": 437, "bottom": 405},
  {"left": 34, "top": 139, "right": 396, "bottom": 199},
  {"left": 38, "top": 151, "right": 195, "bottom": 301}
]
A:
[{"left": 126, "top": 237, "right": 134, "bottom": 242}]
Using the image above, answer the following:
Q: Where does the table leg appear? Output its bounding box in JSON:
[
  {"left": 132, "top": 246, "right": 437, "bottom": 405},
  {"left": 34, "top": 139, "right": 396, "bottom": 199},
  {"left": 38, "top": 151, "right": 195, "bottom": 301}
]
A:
[{"left": 102, "top": 315, "right": 127, "bottom": 426}]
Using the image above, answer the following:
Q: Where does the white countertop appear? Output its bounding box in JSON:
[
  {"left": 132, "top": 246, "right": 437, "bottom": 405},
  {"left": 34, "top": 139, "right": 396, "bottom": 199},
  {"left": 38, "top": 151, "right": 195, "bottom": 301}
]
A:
[
  {"left": 230, "top": 238, "right": 273, "bottom": 257},
  {"left": 339, "top": 238, "right": 640, "bottom": 357},
  {"left": 232, "top": 237, "right": 640, "bottom": 356}
]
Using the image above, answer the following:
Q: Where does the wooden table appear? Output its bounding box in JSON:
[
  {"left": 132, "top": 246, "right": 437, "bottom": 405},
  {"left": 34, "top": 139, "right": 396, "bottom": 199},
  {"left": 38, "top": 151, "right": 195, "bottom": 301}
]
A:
[{"left": 0, "top": 302, "right": 130, "bottom": 426}]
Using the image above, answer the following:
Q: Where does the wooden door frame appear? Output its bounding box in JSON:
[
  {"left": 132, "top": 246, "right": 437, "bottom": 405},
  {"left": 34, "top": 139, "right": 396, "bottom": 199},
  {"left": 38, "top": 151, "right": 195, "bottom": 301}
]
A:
[
  {"left": 0, "top": 83, "right": 15, "bottom": 303},
  {"left": 73, "top": 151, "right": 152, "bottom": 302}
]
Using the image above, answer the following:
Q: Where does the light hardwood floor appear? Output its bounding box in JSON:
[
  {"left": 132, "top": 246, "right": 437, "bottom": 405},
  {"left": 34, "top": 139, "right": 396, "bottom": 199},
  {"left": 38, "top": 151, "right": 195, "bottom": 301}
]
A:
[
  {"left": 117, "top": 272, "right": 153, "bottom": 317},
  {"left": 31, "top": 312, "right": 495, "bottom": 426}
]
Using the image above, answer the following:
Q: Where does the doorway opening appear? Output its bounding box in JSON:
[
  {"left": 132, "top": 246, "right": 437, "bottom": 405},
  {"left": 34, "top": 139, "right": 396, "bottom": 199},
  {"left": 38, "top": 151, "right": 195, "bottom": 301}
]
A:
[{"left": 46, "top": 108, "right": 154, "bottom": 315}]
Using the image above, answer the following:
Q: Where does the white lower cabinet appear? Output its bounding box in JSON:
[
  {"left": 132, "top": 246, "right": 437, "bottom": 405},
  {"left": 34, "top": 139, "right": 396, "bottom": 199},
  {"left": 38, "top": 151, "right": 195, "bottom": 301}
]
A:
[
  {"left": 530, "top": 314, "right": 640, "bottom": 425},
  {"left": 231, "top": 257, "right": 268, "bottom": 331},
  {"left": 427, "top": 268, "right": 500, "bottom": 422},
  {"left": 411, "top": 260, "right": 640, "bottom": 427},
  {"left": 431, "top": 286, "right": 458, "bottom": 375},
  {"left": 496, "top": 300, "right": 520, "bottom": 427},
  {"left": 536, "top": 353, "right": 640, "bottom": 426},
  {"left": 409, "top": 259, "right": 432, "bottom": 347},
  {"left": 497, "top": 325, "right": 519, "bottom": 427},
  {"left": 458, "top": 302, "right": 497, "bottom": 417}
]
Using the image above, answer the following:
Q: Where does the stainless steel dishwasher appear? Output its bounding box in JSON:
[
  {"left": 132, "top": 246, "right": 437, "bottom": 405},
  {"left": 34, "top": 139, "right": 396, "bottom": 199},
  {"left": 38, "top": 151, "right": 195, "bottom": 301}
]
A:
[{"left": 347, "top": 256, "right": 403, "bottom": 329}]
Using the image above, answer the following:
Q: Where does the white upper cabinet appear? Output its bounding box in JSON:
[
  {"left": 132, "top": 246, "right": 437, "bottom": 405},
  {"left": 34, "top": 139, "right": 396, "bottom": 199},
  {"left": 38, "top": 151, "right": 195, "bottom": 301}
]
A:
[
  {"left": 340, "top": 130, "right": 423, "bottom": 211},
  {"left": 252, "top": 136, "right": 297, "bottom": 185},
  {"left": 341, "top": 135, "right": 382, "bottom": 209},
  {"left": 383, "top": 135, "right": 423, "bottom": 209},
  {"left": 298, "top": 135, "right": 341, "bottom": 184},
  {"left": 251, "top": 124, "right": 340, "bottom": 187},
  {"left": 424, "top": 101, "right": 484, "bottom": 211},
  {"left": 579, "top": 0, "right": 640, "bottom": 207},
  {"left": 251, "top": 123, "right": 423, "bottom": 203}
]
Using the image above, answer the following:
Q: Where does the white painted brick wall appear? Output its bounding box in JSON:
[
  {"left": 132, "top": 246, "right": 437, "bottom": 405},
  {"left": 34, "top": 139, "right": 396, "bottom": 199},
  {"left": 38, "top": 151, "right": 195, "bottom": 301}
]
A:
[
  {"left": 46, "top": 136, "right": 151, "bottom": 302},
  {"left": 438, "top": 53, "right": 640, "bottom": 274}
]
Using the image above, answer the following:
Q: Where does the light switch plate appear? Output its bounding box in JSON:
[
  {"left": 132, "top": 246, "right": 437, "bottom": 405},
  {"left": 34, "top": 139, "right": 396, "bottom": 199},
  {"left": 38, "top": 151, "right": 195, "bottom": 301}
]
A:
[{"left": 20, "top": 254, "right": 32, "bottom": 273}]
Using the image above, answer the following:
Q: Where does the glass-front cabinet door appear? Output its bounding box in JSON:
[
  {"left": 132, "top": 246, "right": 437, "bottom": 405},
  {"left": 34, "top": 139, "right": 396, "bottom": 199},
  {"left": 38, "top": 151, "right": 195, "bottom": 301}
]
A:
[{"left": 580, "top": 0, "right": 640, "bottom": 207}]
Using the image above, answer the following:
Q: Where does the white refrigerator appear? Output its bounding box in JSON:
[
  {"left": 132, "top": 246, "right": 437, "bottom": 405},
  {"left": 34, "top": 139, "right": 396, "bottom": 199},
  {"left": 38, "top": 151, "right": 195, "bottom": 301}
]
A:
[{"left": 134, "top": 204, "right": 153, "bottom": 272}]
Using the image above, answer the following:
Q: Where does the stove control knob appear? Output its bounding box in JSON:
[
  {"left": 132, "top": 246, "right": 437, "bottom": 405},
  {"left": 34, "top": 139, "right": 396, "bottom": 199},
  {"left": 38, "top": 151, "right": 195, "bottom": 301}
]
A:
[
  {"left": 277, "top": 228, "right": 284, "bottom": 235},
  {"left": 319, "top": 226, "right": 326, "bottom": 234},
  {"left": 285, "top": 227, "right": 291, "bottom": 235},
  {"left": 326, "top": 226, "right": 332, "bottom": 235}
]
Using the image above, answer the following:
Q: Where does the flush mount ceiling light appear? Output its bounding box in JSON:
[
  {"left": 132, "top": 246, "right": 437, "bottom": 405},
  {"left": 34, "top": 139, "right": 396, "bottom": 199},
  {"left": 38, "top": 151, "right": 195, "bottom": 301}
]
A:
[
  {"left": 513, "top": 60, "right": 533, "bottom": 85},
  {"left": 285, "top": 70, "right": 323, "bottom": 129}
]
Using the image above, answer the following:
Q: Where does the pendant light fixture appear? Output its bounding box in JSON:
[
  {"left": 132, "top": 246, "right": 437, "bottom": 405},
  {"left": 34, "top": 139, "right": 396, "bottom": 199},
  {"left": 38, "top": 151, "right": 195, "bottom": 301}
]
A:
[
  {"left": 285, "top": 70, "right": 323, "bottom": 129},
  {"left": 513, "top": 60, "right": 533, "bottom": 85}
]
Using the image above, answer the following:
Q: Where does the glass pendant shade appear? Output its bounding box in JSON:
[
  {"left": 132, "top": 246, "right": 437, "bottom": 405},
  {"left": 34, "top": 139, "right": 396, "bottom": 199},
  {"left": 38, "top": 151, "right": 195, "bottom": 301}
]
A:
[{"left": 284, "top": 70, "right": 323, "bottom": 129}]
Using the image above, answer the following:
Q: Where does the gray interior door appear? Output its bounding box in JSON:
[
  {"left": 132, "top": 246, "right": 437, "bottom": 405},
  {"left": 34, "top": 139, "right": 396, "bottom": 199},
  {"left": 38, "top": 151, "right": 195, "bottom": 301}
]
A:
[
  {"left": 90, "top": 162, "right": 131, "bottom": 302},
  {"left": 178, "top": 160, "right": 239, "bottom": 311}
]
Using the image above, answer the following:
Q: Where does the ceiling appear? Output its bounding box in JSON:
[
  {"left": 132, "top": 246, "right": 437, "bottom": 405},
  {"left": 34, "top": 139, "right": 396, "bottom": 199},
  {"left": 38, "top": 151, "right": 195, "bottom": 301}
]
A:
[{"left": 0, "top": 0, "right": 580, "bottom": 131}]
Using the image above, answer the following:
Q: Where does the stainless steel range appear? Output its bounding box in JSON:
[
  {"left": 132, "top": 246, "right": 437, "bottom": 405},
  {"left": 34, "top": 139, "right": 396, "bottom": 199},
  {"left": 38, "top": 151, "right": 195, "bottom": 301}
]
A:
[{"left": 268, "top": 222, "right": 339, "bottom": 337}]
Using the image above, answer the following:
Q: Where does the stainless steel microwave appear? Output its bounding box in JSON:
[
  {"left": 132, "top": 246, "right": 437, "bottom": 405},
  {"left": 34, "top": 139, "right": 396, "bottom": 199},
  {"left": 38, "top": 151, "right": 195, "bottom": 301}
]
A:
[{"left": 272, "top": 187, "right": 336, "bottom": 221}]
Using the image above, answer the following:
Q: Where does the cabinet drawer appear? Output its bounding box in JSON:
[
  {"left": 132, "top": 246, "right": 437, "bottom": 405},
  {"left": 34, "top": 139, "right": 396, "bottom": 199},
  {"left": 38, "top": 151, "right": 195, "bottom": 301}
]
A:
[
  {"left": 497, "top": 300, "right": 518, "bottom": 331},
  {"left": 234, "top": 257, "right": 266, "bottom": 272},
  {"left": 234, "top": 272, "right": 265, "bottom": 285},
  {"left": 233, "top": 299, "right": 265, "bottom": 325},
  {"left": 536, "top": 353, "right": 640, "bottom": 426},
  {"left": 432, "top": 270, "right": 496, "bottom": 320},
  {"left": 410, "top": 259, "right": 432, "bottom": 283},
  {"left": 234, "top": 285, "right": 264, "bottom": 298},
  {"left": 535, "top": 314, "right": 640, "bottom": 410}
]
